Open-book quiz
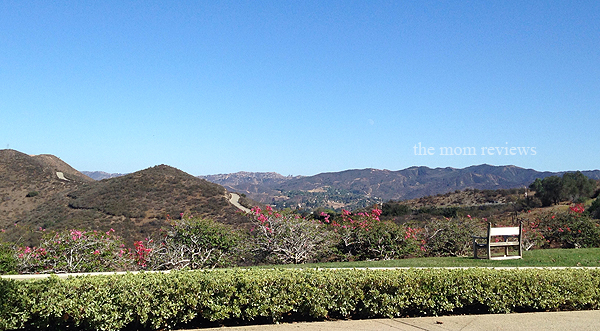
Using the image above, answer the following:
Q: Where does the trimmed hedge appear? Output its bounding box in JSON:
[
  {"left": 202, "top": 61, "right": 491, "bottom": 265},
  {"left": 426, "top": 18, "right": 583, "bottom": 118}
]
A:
[{"left": 1, "top": 268, "right": 600, "bottom": 330}]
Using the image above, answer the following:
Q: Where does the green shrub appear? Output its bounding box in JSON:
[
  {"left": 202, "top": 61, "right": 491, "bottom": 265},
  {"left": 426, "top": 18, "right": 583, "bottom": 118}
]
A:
[
  {"left": 588, "top": 198, "right": 600, "bottom": 219},
  {"left": 139, "top": 217, "right": 243, "bottom": 270},
  {"left": 422, "top": 216, "right": 483, "bottom": 257},
  {"left": 1, "top": 268, "right": 600, "bottom": 330},
  {"left": 337, "top": 221, "right": 423, "bottom": 260},
  {"left": 0, "top": 243, "right": 18, "bottom": 275}
]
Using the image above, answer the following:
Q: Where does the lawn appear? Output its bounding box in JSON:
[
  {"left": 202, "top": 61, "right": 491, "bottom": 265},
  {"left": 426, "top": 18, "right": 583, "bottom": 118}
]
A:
[{"left": 255, "top": 248, "right": 600, "bottom": 269}]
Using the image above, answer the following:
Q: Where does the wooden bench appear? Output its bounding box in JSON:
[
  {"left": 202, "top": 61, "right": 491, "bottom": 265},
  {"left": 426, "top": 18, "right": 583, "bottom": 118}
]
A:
[{"left": 473, "top": 222, "right": 522, "bottom": 260}]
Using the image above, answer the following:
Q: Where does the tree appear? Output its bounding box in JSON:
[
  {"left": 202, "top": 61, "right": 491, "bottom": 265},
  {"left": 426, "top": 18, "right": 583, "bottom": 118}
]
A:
[
  {"left": 588, "top": 198, "right": 600, "bottom": 219},
  {"left": 562, "top": 171, "right": 595, "bottom": 202},
  {"left": 530, "top": 176, "right": 563, "bottom": 207},
  {"left": 529, "top": 172, "right": 596, "bottom": 207}
]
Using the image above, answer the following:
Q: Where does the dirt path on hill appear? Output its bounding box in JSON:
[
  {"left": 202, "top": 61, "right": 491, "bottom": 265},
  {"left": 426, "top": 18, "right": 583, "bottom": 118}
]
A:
[{"left": 229, "top": 193, "right": 251, "bottom": 213}]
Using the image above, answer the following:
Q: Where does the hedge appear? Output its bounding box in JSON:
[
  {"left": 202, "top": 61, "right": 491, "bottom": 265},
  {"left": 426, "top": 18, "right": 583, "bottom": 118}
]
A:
[{"left": 1, "top": 268, "right": 600, "bottom": 330}]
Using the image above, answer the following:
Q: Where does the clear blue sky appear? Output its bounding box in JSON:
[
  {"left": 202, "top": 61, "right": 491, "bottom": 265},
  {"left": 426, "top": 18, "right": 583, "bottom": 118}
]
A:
[{"left": 1, "top": 1, "right": 598, "bottom": 176}]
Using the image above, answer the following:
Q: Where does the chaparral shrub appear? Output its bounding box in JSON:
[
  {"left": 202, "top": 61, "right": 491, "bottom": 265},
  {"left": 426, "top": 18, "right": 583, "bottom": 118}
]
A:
[
  {"left": 422, "top": 215, "right": 484, "bottom": 257},
  {"left": 327, "top": 208, "right": 423, "bottom": 261},
  {"left": 0, "top": 242, "right": 18, "bottom": 275},
  {"left": 137, "top": 216, "right": 243, "bottom": 270},
  {"left": 248, "top": 206, "right": 335, "bottom": 264}
]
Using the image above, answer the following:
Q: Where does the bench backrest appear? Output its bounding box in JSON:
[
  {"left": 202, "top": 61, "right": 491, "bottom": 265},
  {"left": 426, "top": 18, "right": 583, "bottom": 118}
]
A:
[{"left": 489, "top": 226, "right": 520, "bottom": 237}]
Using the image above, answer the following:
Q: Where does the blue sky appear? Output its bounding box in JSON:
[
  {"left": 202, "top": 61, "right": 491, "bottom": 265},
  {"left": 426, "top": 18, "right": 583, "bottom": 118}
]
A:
[{"left": 1, "top": 1, "right": 598, "bottom": 176}]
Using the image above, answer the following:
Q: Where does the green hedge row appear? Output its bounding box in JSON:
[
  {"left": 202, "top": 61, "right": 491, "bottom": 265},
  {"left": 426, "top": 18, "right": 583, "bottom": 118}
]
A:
[{"left": 1, "top": 268, "right": 600, "bottom": 330}]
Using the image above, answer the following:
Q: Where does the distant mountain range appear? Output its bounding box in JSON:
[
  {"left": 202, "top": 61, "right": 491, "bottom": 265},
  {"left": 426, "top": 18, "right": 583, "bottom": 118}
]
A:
[
  {"left": 81, "top": 171, "right": 127, "bottom": 180},
  {"left": 199, "top": 165, "right": 600, "bottom": 211}
]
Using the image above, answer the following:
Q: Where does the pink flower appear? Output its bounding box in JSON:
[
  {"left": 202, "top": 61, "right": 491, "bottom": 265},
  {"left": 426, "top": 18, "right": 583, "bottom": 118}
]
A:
[{"left": 93, "top": 250, "right": 100, "bottom": 255}]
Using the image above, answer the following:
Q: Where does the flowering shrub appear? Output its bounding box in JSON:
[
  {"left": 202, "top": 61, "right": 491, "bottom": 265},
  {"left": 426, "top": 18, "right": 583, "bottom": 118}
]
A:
[
  {"left": 16, "top": 228, "right": 130, "bottom": 273},
  {"left": 569, "top": 203, "right": 585, "bottom": 214},
  {"left": 137, "top": 216, "right": 242, "bottom": 270},
  {"left": 539, "top": 211, "right": 600, "bottom": 248},
  {"left": 249, "top": 206, "right": 334, "bottom": 264},
  {"left": 521, "top": 218, "right": 546, "bottom": 250},
  {"left": 326, "top": 208, "right": 423, "bottom": 260}
]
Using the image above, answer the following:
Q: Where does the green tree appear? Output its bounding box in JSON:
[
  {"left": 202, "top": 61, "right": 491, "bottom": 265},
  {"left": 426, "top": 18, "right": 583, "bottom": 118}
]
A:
[
  {"left": 562, "top": 171, "right": 596, "bottom": 202},
  {"left": 530, "top": 176, "right": 563, "bottom": 207},
  {"left": 530, "top": 173, "right": 596, "bottom": 207}
]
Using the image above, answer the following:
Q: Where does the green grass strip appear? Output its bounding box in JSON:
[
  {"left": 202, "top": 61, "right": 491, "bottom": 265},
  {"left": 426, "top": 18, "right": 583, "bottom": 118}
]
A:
[{"left": 254, "top": 248, "right": 600, "bottom": 268}]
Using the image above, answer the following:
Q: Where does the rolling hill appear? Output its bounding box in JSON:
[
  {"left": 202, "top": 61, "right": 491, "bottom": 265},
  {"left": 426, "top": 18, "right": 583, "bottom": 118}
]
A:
[{"left": 0, "top": 150, "right": 249, "bottom": 245}]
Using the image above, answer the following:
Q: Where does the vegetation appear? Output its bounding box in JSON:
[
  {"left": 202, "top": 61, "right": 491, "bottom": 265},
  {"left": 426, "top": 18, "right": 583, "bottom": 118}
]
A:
[
  {"left": 3, "top": 200, "right": 600, "bottom": 275},
  {"left": 529, "top": 171, "right": 597, "bottom": 207},
  {"left": 0, "top": 243, "right": 17, "bottom": 275},
  {"left": 2, "top": 268, "right": 600, "bottom": 330},
  {"left": 15, "top": 228, "right": 130, "bottom": 274},
  {"left": 587, "top": 197, "right": 600, "bottom": 219},
  {"left": 248, "top": 206, "right": 334, "bottom": 264},
  {"left": 136, "top": 216, "right": 243, "bottom": 270},
  {"left": 258, "top": 247, "right": 600, "bottom": 268}
]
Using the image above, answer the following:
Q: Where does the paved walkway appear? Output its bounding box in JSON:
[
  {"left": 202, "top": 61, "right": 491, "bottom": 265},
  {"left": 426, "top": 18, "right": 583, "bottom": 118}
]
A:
[{"left": 192, "top": 310, "right": 600, "bottom": 331}]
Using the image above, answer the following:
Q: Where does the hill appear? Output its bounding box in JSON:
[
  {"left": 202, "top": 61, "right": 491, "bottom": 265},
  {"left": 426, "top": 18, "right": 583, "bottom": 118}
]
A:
[
  {"left": 201, "top": 165, "right": 600, "bottom": 211},
  {"left": 0, "top": 149, "right": 93, "bottom": 224},
  {"left": 0, "top": 150, "right": 249, "bottom": 245}
]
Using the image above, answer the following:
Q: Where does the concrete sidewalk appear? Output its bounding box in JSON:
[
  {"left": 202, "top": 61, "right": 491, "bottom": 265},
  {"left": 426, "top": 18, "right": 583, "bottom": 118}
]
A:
[{"left": 194, "top": 310, "right": 600, "bottom": 331}]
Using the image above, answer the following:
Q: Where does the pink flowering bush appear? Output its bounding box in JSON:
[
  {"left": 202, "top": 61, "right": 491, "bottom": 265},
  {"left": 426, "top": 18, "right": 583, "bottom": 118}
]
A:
[
  {"left": 248, "top": 206, "right": 335, "bottom": 264},
  {"left": 520, "top": 217, "right": 547, "bottom": 250},
  {"left": 16, "top": 228, "right": 130, "bottom": 273},
  {"left": 538, "top": 210, "right": 600, "bottom": 248},
  {"left": 325, "top": 208, "right": 424, "bottom": 260}
]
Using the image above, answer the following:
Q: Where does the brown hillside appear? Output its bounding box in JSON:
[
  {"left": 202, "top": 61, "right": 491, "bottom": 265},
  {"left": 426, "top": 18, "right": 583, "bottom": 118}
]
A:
[
  {"left": 0, "top": 149, "right": 92, "bottom": 227},
  {"left": 0, "top": 151, "right": 249, "bottom": 246}
]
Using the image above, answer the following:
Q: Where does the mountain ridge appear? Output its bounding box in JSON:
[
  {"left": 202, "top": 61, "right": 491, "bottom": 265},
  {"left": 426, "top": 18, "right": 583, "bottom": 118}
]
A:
[{"left": 199, "top": 165, "right": 600, "bottom": 210}]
